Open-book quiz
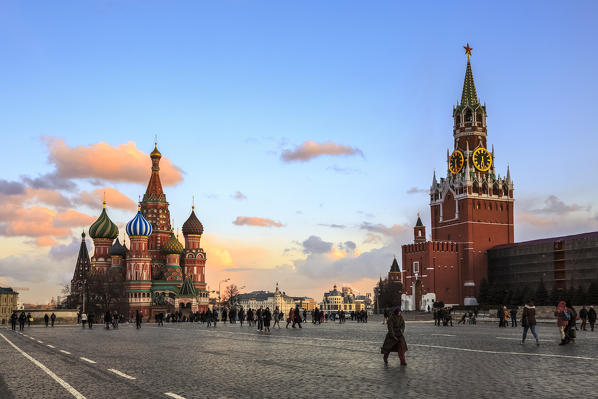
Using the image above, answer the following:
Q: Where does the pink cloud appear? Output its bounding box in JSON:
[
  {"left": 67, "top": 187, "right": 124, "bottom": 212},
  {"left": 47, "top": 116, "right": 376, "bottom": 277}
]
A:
[
  {"left": 2, "top": 206, "right": 94, "bottom": 238},
  {"left": 232, "top": 216, "right": 283, "bottom": 228},
  {"left": 44, "top": 138, "right": 184, "bottom": 186},
  {"left": 281, "top": 140, "right": 363, "bottom": 162},
  {"left": 79, "top": 187, "right": 137, "bottom": 211},
  {"left": 36, "top": 237, "right": 58, "bottom": 246},
  {"left": 517, "top": 213, "right": 555, "bottom": 227}
]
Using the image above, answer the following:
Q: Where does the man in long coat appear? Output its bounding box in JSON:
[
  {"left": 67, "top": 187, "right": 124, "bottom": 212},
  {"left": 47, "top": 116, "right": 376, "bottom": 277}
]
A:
[{"left": 381, "top": 306, "right": 407, "bottom": 365}]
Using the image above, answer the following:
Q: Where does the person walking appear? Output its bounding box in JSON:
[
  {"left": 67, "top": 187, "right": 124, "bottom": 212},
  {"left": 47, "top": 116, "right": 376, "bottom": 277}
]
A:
[
  {"left": 510, "top": 307, "right": 518, "bottom": 327},
  {"left": 26, "top": 313, "right": 32, "bottom": 327},
  {"left": 273, "top": 306, "right": 281, "bottom": 329},
  {"left": 238, "top": 307, "right": 245, "bottom": 327},
  {"left": 292, "top": 305, "right": 302, "bottom": 328},
  {"left": 286, "top": 308, "right": 294, "bottom": 328},
  {"left": 579, "top": 306, "right": 588, "bottom": 331},
  {"left": 87, "top": 313, "right": 93, "bottom": 329},
  {"left": 135, "top": 310, "right": 142, "bottom": 329},
  {"left": 256, "top": 306, "right": 264, "bottom": 332},
  {"left": 212, "top": 308, "right": 218, "bottom": 327},
  {"left": 381, "top": 306, "right": 407, "bottom": 365},
  {"left": 50, "top": 313, "right": 56, "bottom": 327},
  {"left": 10, "top": 312, "right": 17, "bottom": 331},
  {"left": 555, "top": 301, "right": 569, "bottom": 345},
  {"left": 263, "top": 307, "right": 272, "bottom": 334},
  {"left": 18, "top": 312, "right": 26, "bottom": 331},
  {"left": 44, "top": 313, "right": 49, "bottom": 328},
  {"left": 521, "top": 299, "right": 539, "bottom": 345},
  {"left": 104, "top": 311, "right": 112, "bottom": 330},
  {"left": 81, "top": 312, "right": 88, "bottom": 328},
  {"left": 588, "top": 306, "right": 596, "bottom": 332}
]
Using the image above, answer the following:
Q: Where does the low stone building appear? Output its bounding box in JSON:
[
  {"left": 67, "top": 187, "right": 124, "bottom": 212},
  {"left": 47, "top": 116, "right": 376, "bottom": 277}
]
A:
[
  {"left": 0, "top": 287, "right": 18, "bottom": 325},
  {"left": 320, "top": 285, "right": 363, "bottom": 313},
  {"left": 237, "top": 284, "right": 296, "bottom": 315}
]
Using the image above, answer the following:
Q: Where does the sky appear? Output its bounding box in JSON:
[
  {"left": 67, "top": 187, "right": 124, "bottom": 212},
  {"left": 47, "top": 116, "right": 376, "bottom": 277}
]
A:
[{"left": 1, "top": 1, "right": 598, "bottom": 304}]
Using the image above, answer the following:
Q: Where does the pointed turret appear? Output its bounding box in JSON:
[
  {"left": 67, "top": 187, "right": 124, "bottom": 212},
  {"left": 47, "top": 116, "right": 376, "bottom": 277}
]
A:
[
  {"left": 432, "top": 169, "right": 437, "bottom": 188},
  {"left": 70, "top": 232, "right": 91, "bottom": 292},
  {"left": 414, "top": 213, "right": 426, "bottom": 243},
  {"left": 506, "top": 164, "right": 511, "bottom": 183},
  {"left": 461, "top": 56, "right": 479, "bottom": 106},
  {"left": 390, "top": 256, "right": 400, "bottom": 272},
  {"left": 143, "top": 142, "right": 166, "bottom": 202}
]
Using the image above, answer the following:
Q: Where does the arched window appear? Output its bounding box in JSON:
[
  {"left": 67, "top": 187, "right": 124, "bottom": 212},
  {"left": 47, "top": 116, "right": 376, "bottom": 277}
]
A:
[
  {"left": 482, "top": 182, "right": 488, "bottom": 195},
  {"left": 455, "top": 115, "right": 461, "bottom": 125},
  {"left": 473, "top": 181, "right": 479, "bottom": 194},
  {"left": 493, "top": 183, "right": 499, "bottom": 196},
  {"left": 503, "top": 185, "right": 509, "bottom": 197},
  {"left": 476, "top": 110, "right": 483, "bottom": 125},
  {"left": 465, "top": 109, "right": 473, "bottom": 122}
]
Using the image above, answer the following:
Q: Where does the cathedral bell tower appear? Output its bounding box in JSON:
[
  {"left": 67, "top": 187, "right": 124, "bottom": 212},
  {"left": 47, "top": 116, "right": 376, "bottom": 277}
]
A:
[{"left": 414, "top": 213, "right": 426, "bottom": 243}]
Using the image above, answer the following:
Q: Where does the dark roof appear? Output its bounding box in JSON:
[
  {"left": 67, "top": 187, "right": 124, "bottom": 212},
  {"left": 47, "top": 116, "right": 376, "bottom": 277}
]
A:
[
  {"left": 109, "top": 238, "right": 127, "bottom": 257},
  {"left": 182, "top": 208, "right": 204, "bottom": 236},
  {"left": 390, "top": 257, "right": 400, "bottom": 272},
  {"left": 0, "top": 287, "right": 17, "bottom": 294},
  {"left": 490, "top": 231, "right": 598, "bottom": 251},
  {"left": 415, "top": 216, "right": 423, "bottom": 227},
  {"left": 238, "top": 291, "right": 274, "bottom": 301},
  {"left": 178, "top": 277, "right": 198, "bottom": 297}
]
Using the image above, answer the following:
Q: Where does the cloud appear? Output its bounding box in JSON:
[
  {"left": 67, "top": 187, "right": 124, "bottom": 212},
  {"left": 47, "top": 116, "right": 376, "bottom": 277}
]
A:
[
  {"left": 327, "top": 165, "right": 360, "bottom": 175},
  {"left": 231, "top": 191, "right": 247, "bottom": 201},
  {"left": 302, "top": 235, "right": 333, "bottom": 254},
  {"left": 49, "top": 236, "right": 87, "bottom": 261},
  {"left": 532, "top": 195, "right": 588, "bottom": 214},
  {"left": 281, "top": 141, "right": 363, "bottom": 162},
  {"left": 363, "top": 232, "right": 383, "bottom": 245},
  {"left": 21, "top": 171, "right": 77, "bottom": 191},
  {"left": 43, "top": 137, "right": 184, "bottom": 186},
  {"left": 318, "top": 223, "right": 346, "bottom": 229},
  {"left": 517, "top": 213, "right": 555, "bottom": 227},
  {"left": 0, "top": 206, "right": 94, "bottom": 238},
  {"left": 0, "top": 180, "right": 26, "bottom": 195},
  {"left": 407, "top": 187, "right": 428, "bottom": 194},
  {"left": 232, "top": 216, "right": 283, "bottom": 228},
  {"left": 78, "top": 187, "right": 137, "bottom": 211},
  {"left": 360, "top": 222, "right": 408, "bottom": 237}
]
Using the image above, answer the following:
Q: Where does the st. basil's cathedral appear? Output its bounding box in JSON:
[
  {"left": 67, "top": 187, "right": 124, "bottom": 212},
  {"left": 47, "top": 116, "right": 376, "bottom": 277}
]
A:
[{"left": 70, "top": 144, "right": 209, "bottom": 318}]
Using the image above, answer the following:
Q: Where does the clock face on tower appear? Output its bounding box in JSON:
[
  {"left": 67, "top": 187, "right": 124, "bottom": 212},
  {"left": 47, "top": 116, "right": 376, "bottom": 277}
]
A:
[
  {"left": 472, "top": 147, "right": 492, "bottom": 172},
  {"left": 449, "top": 150, "right": 464, "bottom": 174}
]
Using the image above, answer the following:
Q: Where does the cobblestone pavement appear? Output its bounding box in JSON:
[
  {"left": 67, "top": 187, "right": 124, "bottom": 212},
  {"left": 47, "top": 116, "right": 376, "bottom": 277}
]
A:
[{"left": 1, "top": 319, "right": 597, "bottom": 399}]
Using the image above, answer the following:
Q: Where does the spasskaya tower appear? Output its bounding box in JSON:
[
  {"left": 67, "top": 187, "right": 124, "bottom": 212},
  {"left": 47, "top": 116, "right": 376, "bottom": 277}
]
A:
[{"left": 402, "top": 44, "right": 514, "bottom": 307}]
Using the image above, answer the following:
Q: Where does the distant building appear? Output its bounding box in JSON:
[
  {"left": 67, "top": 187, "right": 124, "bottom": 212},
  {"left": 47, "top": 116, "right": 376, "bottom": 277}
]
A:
[
  {"left": 0, "top": 287, "right": 18, "bottom": 324},
  {"left": 237, "top": 284, "right": 296, "bottom": 315},
  {"left": 320, "top": 285, "right": 364, "bottom": 313},
  {"left": 488, "top": 231, "right": 598, "bottom": 294},
  {"left": 374, "top": 257, "right": 405, "bottom": 313},
  {"left": 293, "top": 297, "right": 315, "bottom": 311}
]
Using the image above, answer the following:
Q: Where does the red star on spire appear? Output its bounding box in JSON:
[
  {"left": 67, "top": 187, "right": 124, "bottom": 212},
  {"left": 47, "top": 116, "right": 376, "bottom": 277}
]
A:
[{"left": 464, "top": 43, "right": 473, "bottom": 57}]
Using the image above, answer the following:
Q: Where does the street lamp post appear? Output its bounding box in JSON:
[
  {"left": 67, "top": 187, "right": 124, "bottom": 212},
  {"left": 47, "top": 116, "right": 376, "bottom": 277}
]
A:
[{"left": 218, "top": 278, "right": 230, "bottom": 311}]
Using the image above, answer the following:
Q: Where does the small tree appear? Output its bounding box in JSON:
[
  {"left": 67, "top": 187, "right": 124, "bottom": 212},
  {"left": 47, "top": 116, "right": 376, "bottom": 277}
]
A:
[
  {"left": 87, "top": 270, "right": 125, "bottom": 316},
  {"left": 478, "top": 279, "right": 490, "bottom": 305},
  {"left": 587, "top": 280, "right": 598, "bottom": 305},
  {"left": 222, "top": 284, "right": 239, "bottom": 305},
  {"left": 535, "top": 278, "right": 548, "bottom": 306}
]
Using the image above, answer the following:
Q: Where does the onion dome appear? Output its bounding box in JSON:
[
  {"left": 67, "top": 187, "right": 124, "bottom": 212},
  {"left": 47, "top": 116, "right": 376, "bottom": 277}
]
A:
[
  {"left": 182, "top": 206, "right": 204, "bottom": 236},
  {"left": 126, "top": 205, "right": 153, "bottom": 237},
  {"left": 109, "top": 236, "right": 127, "bottom": 257},
  {"left": 150, "top": 143, "right": 162, "bottom": 159},
  {"left": 89, "top": 202, "right": 119, "bottom": 240},
  {"left": 162, "top": 231, "right": 184, "bottom": 255}
]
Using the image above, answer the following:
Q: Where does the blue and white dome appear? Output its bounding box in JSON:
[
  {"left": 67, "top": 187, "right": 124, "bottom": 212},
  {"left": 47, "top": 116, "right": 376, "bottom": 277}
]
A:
[{"left": 126, "top": 209, "right": 153, "bottom": 237}]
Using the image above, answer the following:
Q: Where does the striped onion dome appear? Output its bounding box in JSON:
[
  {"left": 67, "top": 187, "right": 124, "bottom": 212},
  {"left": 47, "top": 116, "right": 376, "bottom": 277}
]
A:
[
  {"left": 126, "top": 206, "right": 153, "bottom": 237},
  {"left": 89, "top": 202, "right": 119, "bottom": 240},
  {"left": 182, "top": 206, "right": 204, "bottom": 236},
  {"left": 162, "top": 231, "right": 184, "bottom": 255}
]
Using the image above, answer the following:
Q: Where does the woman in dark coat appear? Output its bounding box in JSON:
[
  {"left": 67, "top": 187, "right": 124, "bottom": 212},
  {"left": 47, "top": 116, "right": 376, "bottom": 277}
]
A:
[
  {"left": 263, "top": 307, "right": 272, "bottom": 334},
  {"left": 381, "top": 306, "right": 407, "bottom": 365}
]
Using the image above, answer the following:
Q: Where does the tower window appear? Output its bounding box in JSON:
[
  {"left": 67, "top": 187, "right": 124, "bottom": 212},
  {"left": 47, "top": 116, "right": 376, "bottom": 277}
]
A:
[{"left": 465, "top": 109, "right": 473, "bottom": 122}]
